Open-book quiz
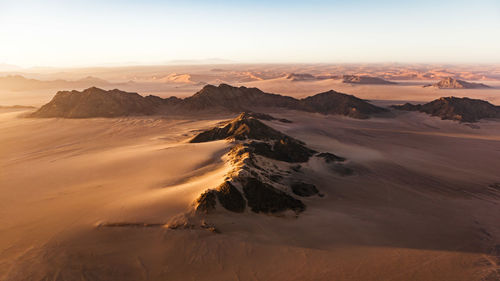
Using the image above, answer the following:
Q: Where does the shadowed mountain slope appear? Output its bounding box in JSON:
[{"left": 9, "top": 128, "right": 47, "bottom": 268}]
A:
[
  {"left": 30, "top": 87, "right": 178, "bottom": 118},
  {"left": 392, "top": 97, "right": 500, "bottom": 122},
  {"left": 300, "top": 90, "right": 387, "bottom": 118},
  {"left": 31, "top": 84, "right": 386, "bottom": 119},
  {"left": 181, "top": 84, "right": 298, "bottom": 111}
]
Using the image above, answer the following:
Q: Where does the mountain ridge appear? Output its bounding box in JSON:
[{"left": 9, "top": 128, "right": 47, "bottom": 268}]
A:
[{"left": 31, "top": 84, "right": 387, "bottom": 119}]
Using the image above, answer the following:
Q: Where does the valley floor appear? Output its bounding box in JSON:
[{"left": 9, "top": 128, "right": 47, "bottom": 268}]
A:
[{"left": 1, "top": 108, "right": 500, "bottom": 280}]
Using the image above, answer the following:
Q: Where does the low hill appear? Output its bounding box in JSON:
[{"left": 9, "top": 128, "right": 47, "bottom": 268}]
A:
[
  {"left": 424, "top": 77, "right": 491, "bottom": 89},
  {"left": 342, "top": 75, "right": 396, "bottom": 85},
  {"left": 391, "top": 97, "right": 500, "bottom": 122},
  {"left": 300, "top": 90, "right": 387, "bottom": 119},
  {"left": 286, "top": 73, "right": 319, "bottom": 81}
]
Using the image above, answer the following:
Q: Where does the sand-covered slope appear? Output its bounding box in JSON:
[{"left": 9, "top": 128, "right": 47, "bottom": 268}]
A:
[
  {"left": 392, "top": 97, "right": 500, "bottom": 122},
  {"left": 2, "top": 108, "right": 500, "bottom": 281}
]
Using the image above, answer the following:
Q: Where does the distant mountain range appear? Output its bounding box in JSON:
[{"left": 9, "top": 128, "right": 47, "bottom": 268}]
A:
[
  {"left": 0, "top": 75, "right": 110, "bottom": 91},
  {"left": 424, "top": 77, "right": 491, "bottom": 89},
  {"left": 341, "top": 75, "right": 396, "bottom": 85},
  {"left": 392, "top": 97, "right": 500, "bottom": 122},
  {"left": 285, "top": 73, "right": 396, "bottom": 84},
  {"left": 286, "top": 73, "right": 316, "bottom": 81},
  {"left": 30, "top": 84, "right": 387, "bottom": 119}
]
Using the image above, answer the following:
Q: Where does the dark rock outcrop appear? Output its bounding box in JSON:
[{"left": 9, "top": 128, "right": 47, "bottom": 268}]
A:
[
  {"left": 248, "top": 139, "right": 316, "bottom": 163},
  {"left": 241, "top": 111, "right": 292, "bottom": 123},
  {"left": 489, "top": 183, "right": 500, "bottom": 191},
  {"left": 317, "top": 152, "right": 346, "bottom": 163},
  {"left": 196, "top": 190, "right": 217, "bottom": 214},
  {"left": 391, "top": 102, "right": 420, "bottom": 111},
  {"left": 189, "top": 112, "right": 288, "bottom": 143},
  {"left": 214, "top": 181, "right": 246, "bottom": 213},
  {"left": 286, "top": 73, "right": 318, "bottom": 81},
  {"left": 196, "top": 181, "right": 247, "bottom": 214},
  {"left": 291, "top": 182, "right": 319, "bottom": 197},
  {"left": 190, "top": 113, "right": 316, "bottom": 162},
  {"left": 424, "top": 77, "right": 491, "bottom": 89},
  {"left": 391, "top": 97, "right": 500, "bottom": 122},
  {"left": 31, "top": 84, "right": 386, "bottom": 119},
  {"left": 342, "top": 75, "right": 396, "bottom": 85},
  {"left": 316, "top": 152, "right": 353, "bottom": 175},
  {"left": 241, "top": 177, "right": 305, "bottom": 213}
]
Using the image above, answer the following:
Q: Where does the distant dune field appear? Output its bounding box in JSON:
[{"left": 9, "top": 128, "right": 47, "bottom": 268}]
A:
[{"left": 1, "top": 64, "right": 500, "bottom": 107}]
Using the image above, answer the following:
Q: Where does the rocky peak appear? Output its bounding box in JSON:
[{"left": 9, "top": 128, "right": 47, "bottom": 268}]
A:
[
  {"left": 427, "top": 77, "right": 491, "bottom": 89},
  {"left": 189, "top": 112, "right": 290, "bottom": 143},
  {"left": 391, "top": 96, "right": 500, "bottom": 122},
  {"left": 300, "top": 90, "right": 387, "bottom": 118},
  {"left": 193, "top": 112, "right": 351, "bottom": 215},
  {"left": 30, "top": 87, "right": 163, "bottom": 118}
]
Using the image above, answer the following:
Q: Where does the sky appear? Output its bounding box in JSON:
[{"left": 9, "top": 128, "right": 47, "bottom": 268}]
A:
[{"left": 0, "top": 0, "right": 499, "bottom": 67}]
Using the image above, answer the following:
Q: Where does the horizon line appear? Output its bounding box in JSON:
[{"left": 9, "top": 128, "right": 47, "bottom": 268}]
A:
[{"left": 3, "top": 61, "right": 500, "bottom": 71}]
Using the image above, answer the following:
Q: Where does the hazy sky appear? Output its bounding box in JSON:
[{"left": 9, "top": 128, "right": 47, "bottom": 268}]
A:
[{"left": 1, "top": 0, "right": 499, "bottom": 67}]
